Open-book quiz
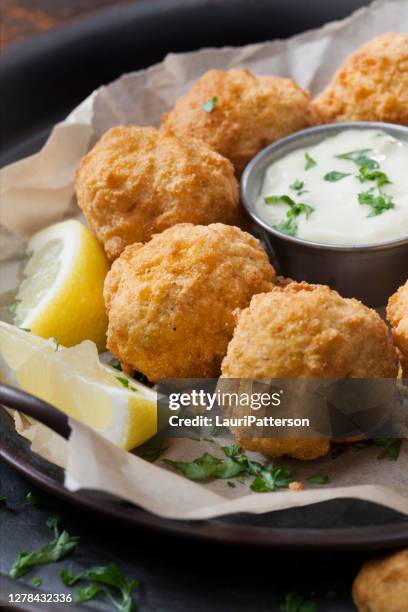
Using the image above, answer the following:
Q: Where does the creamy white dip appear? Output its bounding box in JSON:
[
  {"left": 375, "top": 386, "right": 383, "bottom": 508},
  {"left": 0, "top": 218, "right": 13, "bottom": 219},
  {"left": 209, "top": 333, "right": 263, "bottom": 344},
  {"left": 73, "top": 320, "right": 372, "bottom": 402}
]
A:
[{"left": 255, "top": 129, "right": 408, "bottom": 245}]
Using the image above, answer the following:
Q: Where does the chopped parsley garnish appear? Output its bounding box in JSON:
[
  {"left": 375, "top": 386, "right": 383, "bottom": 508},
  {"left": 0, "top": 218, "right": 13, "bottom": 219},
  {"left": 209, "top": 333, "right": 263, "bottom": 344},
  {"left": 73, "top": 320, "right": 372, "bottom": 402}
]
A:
[
  {"left": 32, "top": 576, "right": 42, "bottom": 588},
  {"left": 163, "top": 444, "right": 294, "bottom": 492},
  {"left": 374, "top": 438, "right": 402, "bottom": 461},
  {"left": 26, "top": 492, "right": 39, "bottom": 506},
  {"left": 133, "top": 371, "right": 151, "bottom": 386},
  {"left": 115, "top": 376, "right": 138, "bottom": 393},
  {"left": 9, "top": 516, "right": 79, "bottom": 578},
  {"left": 280, "top": 592, "right": 316, "bottom": 612},
  {"left": 139, "top": 435, "right": 167, "bottom": 462},
  {"left": 358, "top": 189, "right": 395, "bottom": 217},
  {"left": 351, "top": 438, "right": 402, "bottom": 460},
  {"left": 209, "top": 423, "right": 227, "bottom": 437},
  {"left": 60, "top": 562, "right": 139, "bottom": 612},
  {"left": 358, "top": 166, "right": 391, "bottom": 188},
  {"left": 275, "top": 217, "right": 298, "bottom": 237},
  {"left": 227, "top": 481, "right": 236, "bottom": 488},
  {"left": 334, "top": 146, "right": 394, "bottom": 217},
  {"left": 111, "top": 360, "right": 122, "bottom": 371},
  {"left": 306, "top": 474, "right": 329, "bottom": 485},
  {"left": 304, "top": 153, "right": 317, "bottom": 170},
  {"left": 8, "top": 299, "right": 21, "bottom": 318},
  {"left": 265, "top": 194, "right": 314, "bottom": 237},
  {"left": 202, "top": 96, "right": 217, "bottom": 112},
  {"left": 76, "top": 583, "right": 104, "bottom": 603},
  {"left": 290, "top": 179, "right": 307, "bottom": 195},
  {"left": 250, "top": 464, "right": 293, "bottom": 492},
  {"left": 324, "top": 171, "right": 350, "bottom": 182},
  {"left": 336, "top": 148, "right": 379, "bottom": 169}
]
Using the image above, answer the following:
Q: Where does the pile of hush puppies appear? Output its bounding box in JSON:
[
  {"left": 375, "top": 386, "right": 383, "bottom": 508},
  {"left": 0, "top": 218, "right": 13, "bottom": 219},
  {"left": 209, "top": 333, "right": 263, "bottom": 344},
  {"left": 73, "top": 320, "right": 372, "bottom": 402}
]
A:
[{"left": 75, "top": 33, "right": 408, "bottom": 462}]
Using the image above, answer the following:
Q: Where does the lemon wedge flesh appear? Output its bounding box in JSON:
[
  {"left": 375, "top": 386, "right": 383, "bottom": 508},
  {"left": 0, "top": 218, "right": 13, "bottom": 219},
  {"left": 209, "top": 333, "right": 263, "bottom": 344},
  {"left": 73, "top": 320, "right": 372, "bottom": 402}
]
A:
[
  {"left": 13, "top": 219, "right": 109, "bottom": 351},
  {"left": 0, "top": 322, "right": 157, "bottom": 450}
]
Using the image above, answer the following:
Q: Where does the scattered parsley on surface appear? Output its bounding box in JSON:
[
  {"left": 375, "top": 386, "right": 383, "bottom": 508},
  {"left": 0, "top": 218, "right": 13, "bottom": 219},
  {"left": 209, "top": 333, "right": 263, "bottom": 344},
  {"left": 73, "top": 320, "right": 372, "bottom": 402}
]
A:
[
  {"left": 306, "top": 474, "right": 330, "bottom": 485},
  {"left": 115, "top": 376, "right": 138, "bottom": 393},
  {"left": 61, "top": 562, "right": 139, "bottom": 612},
  {"left": 7, "top": 299, "right": 21, "bottom": 318},
  {"left": 31, "top": 576, "right": 42, "bottom": 588},
  {"left": 163, "top": 444, "right": 294, "bottom": 492},
  {"left": 76, "top": 583, "right": 104, "bottom": 603},
  {"left": 374, "top": 438, "right": 402, "bottom": 461},
  {"left": 209, "top": 423, "right": 227, "bottom": 437},
  {"left": 280, "top": 592, "right": 316, "bottom": 612},
  {"left": 26, "top": 492, "right": 39, "bottom": 506},
  {"left": 202, "top": 96, "right": 217, "bottom": 112},
  {"left": 9, "top": 517, "right": 79, "bottom": 578}
]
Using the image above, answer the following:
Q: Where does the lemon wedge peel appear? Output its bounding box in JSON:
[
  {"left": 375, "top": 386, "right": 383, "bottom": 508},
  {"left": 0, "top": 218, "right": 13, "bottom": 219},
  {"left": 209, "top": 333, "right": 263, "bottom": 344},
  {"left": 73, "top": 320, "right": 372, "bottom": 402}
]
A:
[
  {"left": 14, "top": 220, "right": 109, "bottom": 351},
  {"left": 0, "top": 322, "right": 157, "bottom": 450}
]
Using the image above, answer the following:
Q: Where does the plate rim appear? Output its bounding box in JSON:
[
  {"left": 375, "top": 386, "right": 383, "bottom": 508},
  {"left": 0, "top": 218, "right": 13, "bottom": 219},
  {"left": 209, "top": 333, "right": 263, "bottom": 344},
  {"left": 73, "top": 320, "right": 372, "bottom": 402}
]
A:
[{"left": 2, "top": 408, "right": 407, "bottom": 551}]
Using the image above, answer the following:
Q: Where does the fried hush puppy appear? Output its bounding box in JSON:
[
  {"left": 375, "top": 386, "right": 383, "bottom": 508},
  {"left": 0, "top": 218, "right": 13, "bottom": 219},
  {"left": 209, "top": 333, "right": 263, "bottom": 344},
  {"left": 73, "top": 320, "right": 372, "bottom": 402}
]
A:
[
  {"left": 387, "top": 280, "right": 408, "bottom": 378},
  {"left": 221, "top": 282, "right": 398, "bottom": 460},
  {"left": 313, "top": 33, "right": 408, "bottom": 124},
  {"left": 352, "top": 548, "right": 408, "bottom": 612},
  {"left": 104, "top": 223, "right": 275, "bottom": 380},
  {"left": 76, "top": 126, "right": 240, "bottom": 260},
  {"left": 161, "top": 68, "right": 315, "bottom": 175}
]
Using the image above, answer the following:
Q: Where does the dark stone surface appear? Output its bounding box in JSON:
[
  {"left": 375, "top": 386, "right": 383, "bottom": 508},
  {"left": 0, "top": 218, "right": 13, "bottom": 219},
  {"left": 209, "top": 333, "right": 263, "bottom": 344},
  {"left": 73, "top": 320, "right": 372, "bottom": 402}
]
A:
[{"left": 0, "top": 459, "right": 392, "bottom": 612}]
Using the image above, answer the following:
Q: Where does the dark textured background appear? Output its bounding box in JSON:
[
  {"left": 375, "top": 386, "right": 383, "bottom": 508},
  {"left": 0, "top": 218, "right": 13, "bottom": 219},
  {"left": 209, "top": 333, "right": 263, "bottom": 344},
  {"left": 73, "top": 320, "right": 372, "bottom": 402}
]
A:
[
  {"left": 0, "top": 460, "right": 373, "bottom": 611},
  {"left": 1, "top": 0, "right": 134, "bottom": 47}
]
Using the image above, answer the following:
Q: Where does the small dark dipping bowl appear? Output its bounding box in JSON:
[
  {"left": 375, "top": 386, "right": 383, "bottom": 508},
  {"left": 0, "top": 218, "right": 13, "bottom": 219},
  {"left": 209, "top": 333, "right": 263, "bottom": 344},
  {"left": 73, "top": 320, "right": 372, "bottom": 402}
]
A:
[{"left": 241, "top": 122, "right": 408, "bottom": 307}]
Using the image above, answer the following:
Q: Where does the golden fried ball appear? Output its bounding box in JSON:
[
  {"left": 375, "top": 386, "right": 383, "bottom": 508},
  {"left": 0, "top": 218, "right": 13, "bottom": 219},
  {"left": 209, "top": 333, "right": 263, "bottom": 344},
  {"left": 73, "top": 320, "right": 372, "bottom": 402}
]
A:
[
  {"left": 313, "top": 33, "right": 408, "bottom": 124},
  {"left": 221, "top": 282, "right": 398, "bottom": 460},
  {"left": 161, "top": 68, "right": 315, "bottom": 175},
  {"left": 76, "top": 126, "right": 240, "bottom": 260},
  {"left": 352, "top": 548, "right": 408, "bottom": 612},
  {"left": 104, "top": 223, "right": 275, "bottom": 380},
  {"left": 387, "top": 280, "right": 408, "bottom": 378}
]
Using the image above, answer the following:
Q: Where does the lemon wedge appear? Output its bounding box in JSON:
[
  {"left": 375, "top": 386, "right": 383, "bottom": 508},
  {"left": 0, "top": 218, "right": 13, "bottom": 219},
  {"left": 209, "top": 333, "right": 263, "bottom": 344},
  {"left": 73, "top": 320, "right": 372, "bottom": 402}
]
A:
[
  {"left": 12, "top": 220, "right": 109, "bottom": 351},
  {"left": 0, "top": 322, "right": 157, "bottom": 450}
]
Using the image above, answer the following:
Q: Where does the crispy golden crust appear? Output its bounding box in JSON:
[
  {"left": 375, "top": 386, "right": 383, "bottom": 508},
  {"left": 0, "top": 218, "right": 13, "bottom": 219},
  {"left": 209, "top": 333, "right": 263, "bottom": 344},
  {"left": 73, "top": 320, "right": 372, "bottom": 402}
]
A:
[
  {"left": 221, "top": 282, "right": 398, "bottom": 460},
  {"left": 237, "top": 437, "right": 330, "bottom": 461},
  {"left": 104, "top": 223, "right": 275, "bottom": 380},
  {"left": 387, "top": 280, "right": 408, "bottom": 378},
  {"left": 313, "top": 33, "right": 408, "bottom": 124},
  {"left": 161, "top": 68, "right": 315, "bottom": 175},
  {"left": 75, "top": 126, "right": 240, "bottom": 260},
  {"left": 222, "top": 282, "right": 398, "bottom": 378},
  {"left": 352, "top": 549, "right": 408, "bottom": 612}
]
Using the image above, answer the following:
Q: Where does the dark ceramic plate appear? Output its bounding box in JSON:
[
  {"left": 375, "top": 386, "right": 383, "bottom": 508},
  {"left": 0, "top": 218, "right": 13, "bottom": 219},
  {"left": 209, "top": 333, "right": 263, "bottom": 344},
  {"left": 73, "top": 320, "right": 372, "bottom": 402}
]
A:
[
  {"left": 1, "top": 0, "right": 407, "bottom": 550},
  {"left": 1, "top": 384, "right": 408, "bottom": 551}
]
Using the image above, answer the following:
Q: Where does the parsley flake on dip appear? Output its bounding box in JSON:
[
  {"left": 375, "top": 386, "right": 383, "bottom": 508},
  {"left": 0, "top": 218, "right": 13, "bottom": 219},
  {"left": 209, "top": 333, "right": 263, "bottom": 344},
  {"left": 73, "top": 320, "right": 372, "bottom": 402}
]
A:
[{"left": 255, "top": 129, "right": 408, "bottom": 245}]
